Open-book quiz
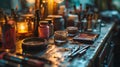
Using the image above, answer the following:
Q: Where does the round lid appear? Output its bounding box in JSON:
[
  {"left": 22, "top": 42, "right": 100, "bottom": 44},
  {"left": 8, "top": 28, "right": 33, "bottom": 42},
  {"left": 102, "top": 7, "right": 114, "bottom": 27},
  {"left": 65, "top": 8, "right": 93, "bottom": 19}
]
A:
[
  {"left": 39, "top": 21, "right": 48, "bottom": 25},
  {"left": 22, "top": 37, "right": 47, "bottom": 46},
  {"left": 45, "top": 18, "right": 52, "bottom": 21},
  {"left": 67, "top": 26, "right": 78, "bottom": 30}
]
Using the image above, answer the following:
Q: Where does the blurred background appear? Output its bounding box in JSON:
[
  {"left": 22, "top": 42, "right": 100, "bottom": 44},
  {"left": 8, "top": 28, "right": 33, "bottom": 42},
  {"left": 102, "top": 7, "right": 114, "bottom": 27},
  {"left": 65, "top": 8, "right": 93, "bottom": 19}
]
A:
[
  {"left": 0, "top": 0, "right": 120, "bottom": 13},
  {"left": 0, "top": 0, "right": 120, "bottom": 67}
]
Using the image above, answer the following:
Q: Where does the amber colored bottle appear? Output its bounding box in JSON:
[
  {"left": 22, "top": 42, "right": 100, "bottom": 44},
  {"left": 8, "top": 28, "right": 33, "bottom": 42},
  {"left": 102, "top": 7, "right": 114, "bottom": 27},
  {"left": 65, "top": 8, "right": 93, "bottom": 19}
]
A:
[{"left": 87, "top": 13, "right": 93, "bottom": 32}]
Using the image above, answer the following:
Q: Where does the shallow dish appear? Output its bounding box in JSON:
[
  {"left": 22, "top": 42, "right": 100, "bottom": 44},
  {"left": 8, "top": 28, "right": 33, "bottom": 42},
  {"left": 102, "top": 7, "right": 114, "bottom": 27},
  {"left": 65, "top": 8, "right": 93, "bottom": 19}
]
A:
[{"left": 73, "top": 33, "right": 99, "bottom": 44}]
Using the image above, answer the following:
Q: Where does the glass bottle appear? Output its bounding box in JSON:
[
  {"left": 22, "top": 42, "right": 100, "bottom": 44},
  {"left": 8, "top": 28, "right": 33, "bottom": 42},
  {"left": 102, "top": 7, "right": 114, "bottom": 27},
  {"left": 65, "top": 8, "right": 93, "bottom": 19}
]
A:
[
  {"left": 2, "top": 16, "right": 16, "bottom": 51},
  {"left": 87, "top": 13, "right": 93, "bottom": 32},
  {"left": 34, "top": 10, "right": 40, "bottom": 37}
]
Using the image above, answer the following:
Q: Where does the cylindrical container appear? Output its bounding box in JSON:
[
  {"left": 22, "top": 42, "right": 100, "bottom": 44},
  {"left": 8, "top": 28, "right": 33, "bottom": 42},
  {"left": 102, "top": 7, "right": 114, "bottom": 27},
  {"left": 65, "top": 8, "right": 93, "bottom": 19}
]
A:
[
  {"left": 38, "top": 21, "right": 49, "bottom": 39},
  {"left": 54, "top": 30, "right": 67, "bottom": 44},
  {"left": 81, "top": 18, "right": 87, "bottom": 32},
  {"left": 53, "top": 16, "right": 64, "bottom": 31},
  {"left": 92, "top": 19, "right": 101, "bottom": 34},
  {"left": 67, "top": 26, "right": 78, "bottom": 36},
  {"left": 87, "top": 14, "right": 92, "bottom": 32},
  {"left": 2, "top": 17, "right": 16, "bottom": 51},
  {"left": 67, "top": 14, "right": 79, "bottom": 27},
  {"left": 48, "top": 15, "right": 64, "bottom": 31},
  {"left": 45, "top": 18, "right": 54, "bottom": 37}
]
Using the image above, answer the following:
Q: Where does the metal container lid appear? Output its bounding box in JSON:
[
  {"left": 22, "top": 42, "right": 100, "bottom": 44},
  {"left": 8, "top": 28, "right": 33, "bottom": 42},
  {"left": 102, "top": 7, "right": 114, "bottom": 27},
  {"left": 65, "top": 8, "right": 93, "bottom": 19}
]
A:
[{"left": 39, "top": 21, "right": 48, "bottom": 25}]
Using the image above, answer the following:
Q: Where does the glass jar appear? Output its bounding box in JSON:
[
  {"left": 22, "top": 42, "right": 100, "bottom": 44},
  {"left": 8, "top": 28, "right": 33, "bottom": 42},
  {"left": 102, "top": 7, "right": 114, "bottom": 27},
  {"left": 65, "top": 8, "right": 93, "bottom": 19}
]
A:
[
  {"left": 53, "top": 16, "right": 64, "bottom": 31},
  {"left": 47, "top": 15, "right": 65, "bottom": 31},
  {"left": 54, "top": 30, "right": 67, "bottom": 44},
  {"left": 21, "top": 14, "right": 34, "bottom": 33},
  {"left": 67, "top": 26, "right": 78, "bottom": 36},
  {"left": 17, "top": 18, "right": 28, "bottom": 34},
  {"left": 38, "top": 21, "right": 49, "bottom": 39}
]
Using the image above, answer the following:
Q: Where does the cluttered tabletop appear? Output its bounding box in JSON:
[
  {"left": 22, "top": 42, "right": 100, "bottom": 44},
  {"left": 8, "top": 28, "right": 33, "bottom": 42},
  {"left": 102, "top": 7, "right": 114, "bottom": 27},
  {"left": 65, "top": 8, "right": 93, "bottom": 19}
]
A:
[{"left": 12, "top": 22, "right": 115, "bottom": 67}]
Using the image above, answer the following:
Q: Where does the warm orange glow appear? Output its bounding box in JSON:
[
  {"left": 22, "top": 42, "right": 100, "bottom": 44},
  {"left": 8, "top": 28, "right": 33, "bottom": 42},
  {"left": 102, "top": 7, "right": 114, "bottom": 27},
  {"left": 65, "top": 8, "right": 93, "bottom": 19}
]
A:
[
  {"left": 31, "top": 21, "right": 34, "bottom": 31},
  {"left": 48, "top": 0, "right": 54, "bottom": 14},
  {"left": 42, "top": 0, "right": 46, "bottom": 3},
  {"left": 0, "top": 18, "right": 5, "bottom": 36},
  {"left": 0, "top": 26, "right": 1, "bottom": 35},
  {"left": 26, "top": 0, "right": 35, "bottom": 4},
  {"left": 5, "top": 49, "right": 10, "bottom": 52},
  {"left": 0, "top": 18, "right": 5, "bottom": 23},
  {"left": 15, "top": 40, "right": 23, "bottom": 54},
  {"left": 54, "top": 0, "right": 64, "bottom": 3},
  {"left": 17, "top": 22, "right": 28, "bottom": 34}
]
